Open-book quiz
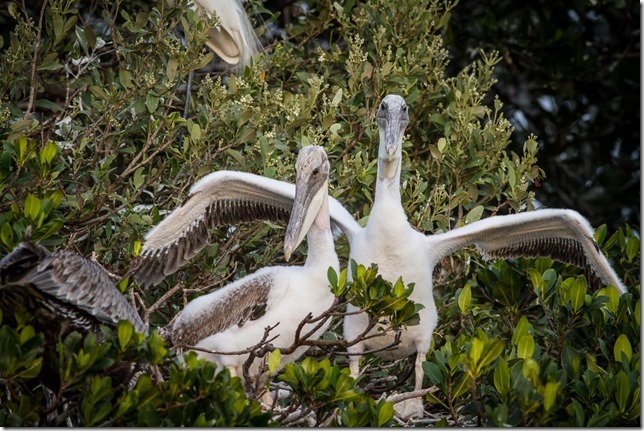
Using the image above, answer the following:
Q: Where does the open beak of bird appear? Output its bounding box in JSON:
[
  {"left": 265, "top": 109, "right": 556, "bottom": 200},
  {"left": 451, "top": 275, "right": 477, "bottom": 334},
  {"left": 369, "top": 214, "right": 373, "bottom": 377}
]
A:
[{"left": 284, "top": 150, "right": 328, "bottom": 262}]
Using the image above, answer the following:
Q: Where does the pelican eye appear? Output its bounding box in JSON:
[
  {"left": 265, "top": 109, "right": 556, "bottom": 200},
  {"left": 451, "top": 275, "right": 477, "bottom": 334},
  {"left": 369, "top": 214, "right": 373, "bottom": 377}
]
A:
[
  {"left": 402, "top": 104, "right": 408, "bottom": 112},
  {"left": 312, "top": 168, "right": 319, "bottom": 175},
  {"left": 380, "top": 101, "right": 388, "bottom": 111}
]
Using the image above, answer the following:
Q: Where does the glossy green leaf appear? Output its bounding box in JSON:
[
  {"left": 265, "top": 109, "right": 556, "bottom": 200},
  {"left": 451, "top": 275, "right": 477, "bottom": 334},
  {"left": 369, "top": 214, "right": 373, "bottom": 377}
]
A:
[
  {"left": 458, "top": 283, "right": 471, "bottom": 313},
  {"left": 613, "top": 334, "right": 632, "bottom": 366},
  {"left": 569, "top": 276, "right": 587, "bottom": 313},
  {"left": 517, "top": 334, "right": 535, "bottom": 359}
]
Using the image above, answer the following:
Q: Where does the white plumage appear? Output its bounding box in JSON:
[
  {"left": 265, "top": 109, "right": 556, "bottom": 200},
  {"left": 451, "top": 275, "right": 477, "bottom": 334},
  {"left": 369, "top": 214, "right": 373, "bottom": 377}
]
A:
[{"left": 170, "top": 146, "right": 339, "bottom": 381}]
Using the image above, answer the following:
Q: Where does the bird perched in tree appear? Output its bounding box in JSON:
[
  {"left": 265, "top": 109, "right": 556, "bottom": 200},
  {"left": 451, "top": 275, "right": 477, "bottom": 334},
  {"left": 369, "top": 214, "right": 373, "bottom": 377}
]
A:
[
  {"left": 133, "top": 94, "right": 627, "bottom": 419},
  {"left": 169, "top": 146, "right": 339, "bottom": 393}
]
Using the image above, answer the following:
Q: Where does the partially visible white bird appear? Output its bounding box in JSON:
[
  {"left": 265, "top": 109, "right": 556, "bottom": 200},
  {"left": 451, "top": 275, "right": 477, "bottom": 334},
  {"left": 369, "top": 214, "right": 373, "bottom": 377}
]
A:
[
  {"left": 191, "top": 0, "right": 260, "bottom": 71},
  {"left": 170, "top": 146, "right": 339, "bottom": 383}
]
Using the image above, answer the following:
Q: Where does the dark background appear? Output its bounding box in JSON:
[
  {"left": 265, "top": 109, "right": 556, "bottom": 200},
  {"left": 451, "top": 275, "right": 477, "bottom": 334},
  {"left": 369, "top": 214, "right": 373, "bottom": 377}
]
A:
[{"left": 442, "top": 0, "right": 640, "bottom": 230}]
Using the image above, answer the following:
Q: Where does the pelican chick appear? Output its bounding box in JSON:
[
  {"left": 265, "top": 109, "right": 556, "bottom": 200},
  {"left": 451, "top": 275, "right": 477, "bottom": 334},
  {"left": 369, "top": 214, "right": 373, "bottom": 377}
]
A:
[{"left": 171, "top": 146, "right": 339, "bottom": 383}]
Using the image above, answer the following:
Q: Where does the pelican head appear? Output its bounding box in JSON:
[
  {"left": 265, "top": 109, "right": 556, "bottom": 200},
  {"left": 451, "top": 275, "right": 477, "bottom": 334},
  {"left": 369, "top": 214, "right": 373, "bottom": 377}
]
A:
[
  {"left": 376, "top": 94, "right": 409, "bottom": 167},
  {"left": 284, "top": 146, "right": 330, "bottom": 261}
]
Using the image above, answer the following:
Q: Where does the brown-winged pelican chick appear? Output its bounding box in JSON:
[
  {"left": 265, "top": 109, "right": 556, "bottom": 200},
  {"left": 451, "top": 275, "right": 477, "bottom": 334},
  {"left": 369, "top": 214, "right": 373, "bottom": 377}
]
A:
[{"left": 170, "top": 146, "right": 339, "bottom": 387}]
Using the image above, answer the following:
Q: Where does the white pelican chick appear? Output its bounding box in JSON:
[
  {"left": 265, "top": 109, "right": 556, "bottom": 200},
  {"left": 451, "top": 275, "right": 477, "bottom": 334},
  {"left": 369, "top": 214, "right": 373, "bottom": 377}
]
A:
[{"left": 170, "top": 146, "right": 339, "bottom": 381}]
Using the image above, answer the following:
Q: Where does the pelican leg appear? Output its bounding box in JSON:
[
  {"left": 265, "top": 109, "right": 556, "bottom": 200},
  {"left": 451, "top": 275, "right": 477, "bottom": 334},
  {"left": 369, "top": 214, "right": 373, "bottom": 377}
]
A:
[
  {"left": 414, "top": 350, "right": 424, "bottom": 392},
  {"left": 393, "top": 351, "right": 426, "bottom": 420}
]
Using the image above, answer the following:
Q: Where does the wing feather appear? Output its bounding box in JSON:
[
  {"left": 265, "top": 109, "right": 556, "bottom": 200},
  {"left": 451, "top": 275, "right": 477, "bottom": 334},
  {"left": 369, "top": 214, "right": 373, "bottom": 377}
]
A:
[
  {"left": 171, "top": 270, "right": 274, "bottom": 347},
  {"left": 0, "top": 242, "right": 147, "bottom": 334},
  {"left": 135, "top": 171, "right": 360, "bottom": 287},
  {"left": 427, "top": 208, "right": 626, "bottom": 293}
]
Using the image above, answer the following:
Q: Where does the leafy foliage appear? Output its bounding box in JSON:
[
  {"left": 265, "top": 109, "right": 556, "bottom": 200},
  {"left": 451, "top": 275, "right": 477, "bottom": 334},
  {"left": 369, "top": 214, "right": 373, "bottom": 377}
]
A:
[{"left": 0, "top": 0, "right": 639, "bottom": 427}]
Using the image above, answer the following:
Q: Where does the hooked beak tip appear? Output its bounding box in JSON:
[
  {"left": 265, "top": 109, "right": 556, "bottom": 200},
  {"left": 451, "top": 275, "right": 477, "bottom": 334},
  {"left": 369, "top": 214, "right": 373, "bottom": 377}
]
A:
[
  {"left": 387, "top": 146, "right": 395, "bottom": 162},
  {"left": 284, "top": 247, "right": 292, "bottom": 262}
]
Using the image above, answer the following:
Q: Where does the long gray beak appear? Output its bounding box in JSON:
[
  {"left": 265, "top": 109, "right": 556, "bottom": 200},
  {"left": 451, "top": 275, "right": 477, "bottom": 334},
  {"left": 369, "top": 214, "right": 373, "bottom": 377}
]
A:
[
  {"left": 283, "top": 177, "right": 327, "bottom": 262},
  {"left": 385, "top": 117, "right": 402, "bottom": 161}
]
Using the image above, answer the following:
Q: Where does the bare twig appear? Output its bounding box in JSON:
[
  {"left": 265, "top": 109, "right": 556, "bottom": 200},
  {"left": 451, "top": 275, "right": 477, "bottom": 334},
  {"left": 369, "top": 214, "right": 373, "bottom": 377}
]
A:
[
  {"left": 143, "top": 283, "right": 185, "bottom": 327},
  {"left": 386, "top": 387, "right": 437, "bottom": 405}
]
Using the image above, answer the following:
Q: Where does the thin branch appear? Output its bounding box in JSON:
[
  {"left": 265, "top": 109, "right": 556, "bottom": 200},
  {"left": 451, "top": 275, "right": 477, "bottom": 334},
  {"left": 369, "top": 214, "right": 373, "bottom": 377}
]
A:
[
  {"left": 24, "top": 0, "right": 48, "bottom": 119},
  {"left": 386, "top": 387, "right": 437, "bottom": 405}
]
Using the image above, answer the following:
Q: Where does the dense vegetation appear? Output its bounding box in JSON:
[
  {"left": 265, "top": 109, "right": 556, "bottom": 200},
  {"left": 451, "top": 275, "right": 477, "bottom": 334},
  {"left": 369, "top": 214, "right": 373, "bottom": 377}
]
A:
[{"left": 0, "top": 0, "right": 639, "bottom": 426}]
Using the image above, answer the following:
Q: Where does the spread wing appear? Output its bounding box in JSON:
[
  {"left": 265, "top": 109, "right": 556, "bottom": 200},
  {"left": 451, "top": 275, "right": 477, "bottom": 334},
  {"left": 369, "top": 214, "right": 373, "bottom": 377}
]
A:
[
  {"left": 0, "top": 242, "right": 147, "bottom": 334},
  {"left": 134, "top": 171, "right": 360, "bottom": 287},
  {"left": 171, "top": 270, "right": 274, "bottom": 347},
  {"left": 426, "top": 208, "right": 626, "bottom": 293}
]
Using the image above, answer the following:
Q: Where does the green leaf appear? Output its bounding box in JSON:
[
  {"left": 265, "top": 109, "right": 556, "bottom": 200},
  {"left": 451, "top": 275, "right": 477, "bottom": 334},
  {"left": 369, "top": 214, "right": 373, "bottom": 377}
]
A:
[
  {"left": 377, "top": 401, "right": 394, "bottom": 426},
  {"left": 543, "top": 381, "right": 559, "bottom": 411},
  {"left": 493, "top": 358, "right": 510, "bottom": 398},
  {"left": 39, "top": 141, "right": 58, "bottom": 164},
  {"left": 569, "top": 276, "right": 587, "bottom": 313},
  {"left": 1, "top": 223, "right": 14, "bottom": 248},
  {"left": 331, "top": 88, "right": 343, "bottom": 106},
  {"left": 166, "top": 58, "right": 178, "bottom": 81},
  {"left": 469, "top": 337, "right": 484, "bottom": 367},
  {"left": 522, "top": 358, "right": 540, "bottom": 386},
  {"left": 458, "top": 283, "right": 471, "bottom": 313},
  {"left": 89, "top": 85, "right": 109, "bottom": 100},
  {"left": 512, "top": 315, "right": 530, "bottom": 345},
  {"left": 465, "top": 205, "right": 484, "bottom": 224},
  {"left": 145, "top": 93, "right": 160, "bottom": 113},
  {"left": 268, "top": 349, "right": 281, "bottom": 374},
  {"left": 613, "top": 334, "right": 632, "bottom": 366},
  {"left": 517, "top": 334, "right": 534, "bottom": 359},
  {"left": 615, "top": 371, "right": 630, "bottom": 412},
  {"left": 117, "top": 320, "right": 133, "bottom": 351},
  {"left": 479, "top": 339, "right": 504, "bottom": 369},
  {"left": 24, "top": 194, "right": 40, "bottom": 221},
  {"left": 625, "top": 235, "right": 639, "bottom": 262},
  {"left": 422, "top": 361, "right": 444, "bottom": 385},
  {"left": 119, "top": 69, "right": 133, "bottom": 90}
]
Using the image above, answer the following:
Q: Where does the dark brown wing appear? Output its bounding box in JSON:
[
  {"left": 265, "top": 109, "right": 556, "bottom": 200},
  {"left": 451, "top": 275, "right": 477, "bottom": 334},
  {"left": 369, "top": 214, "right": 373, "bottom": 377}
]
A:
[{"left": 0, "top": 242, "right": 147, "bottom": 335}]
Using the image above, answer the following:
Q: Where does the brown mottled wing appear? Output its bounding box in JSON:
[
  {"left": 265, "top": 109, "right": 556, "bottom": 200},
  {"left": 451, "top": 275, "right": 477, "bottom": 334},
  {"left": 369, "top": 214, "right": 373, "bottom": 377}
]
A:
[
  {"left": 427, "top": 209, "right": 626, "bottom": 293},
  {"left": 0, "top": 242, "right": 147, "bottom": 334},
  {"left": 171, "top": 271, "right": 274, "bottom": 347},
  {"left": 134, "top": 171, "right": 360, "bottom": 288},
  {"left": 134, "top": 172, "right": 295, "bottom": 288}
]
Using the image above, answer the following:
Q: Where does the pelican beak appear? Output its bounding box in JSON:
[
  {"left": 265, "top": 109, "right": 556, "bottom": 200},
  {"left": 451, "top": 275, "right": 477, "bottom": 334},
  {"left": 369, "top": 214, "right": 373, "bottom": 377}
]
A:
[
  {"left": 387, "top": 144, "right": 396, "bottom": 162},
  {"left": 284, "top": 172, "right": 327, "bottom": 262},
  {"left": 385, "top": 123, "right": 400, "bottom": 162}
]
